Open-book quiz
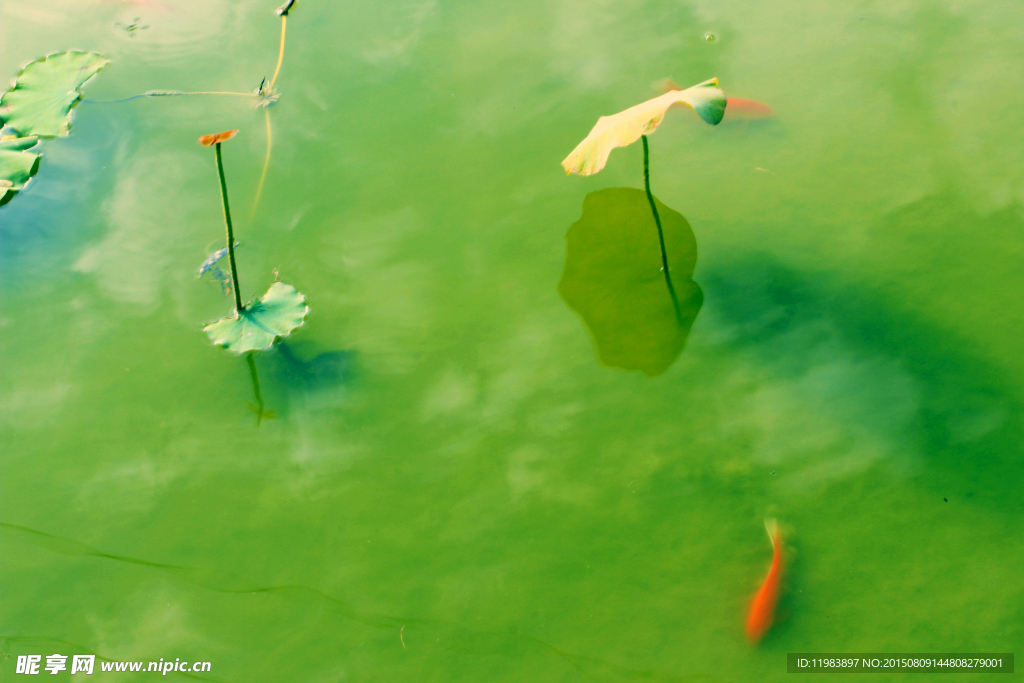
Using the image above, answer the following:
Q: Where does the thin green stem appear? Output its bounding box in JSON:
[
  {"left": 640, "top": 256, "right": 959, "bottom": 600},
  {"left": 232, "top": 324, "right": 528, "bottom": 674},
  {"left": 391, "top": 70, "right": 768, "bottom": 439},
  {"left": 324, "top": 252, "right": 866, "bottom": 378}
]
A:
[
  {"left": 642, "top": 134, "right": 683, "bottom": 324},
  {"left": 215, "top": 142, "right": 244, "bottom": 313}
]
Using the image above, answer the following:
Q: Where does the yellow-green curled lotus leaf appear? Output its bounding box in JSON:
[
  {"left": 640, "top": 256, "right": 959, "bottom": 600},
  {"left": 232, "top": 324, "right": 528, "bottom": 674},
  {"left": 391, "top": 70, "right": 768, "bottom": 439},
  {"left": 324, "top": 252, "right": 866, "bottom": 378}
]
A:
[{"left": 561, "top": 78, "right": 726, "bottom": 176}]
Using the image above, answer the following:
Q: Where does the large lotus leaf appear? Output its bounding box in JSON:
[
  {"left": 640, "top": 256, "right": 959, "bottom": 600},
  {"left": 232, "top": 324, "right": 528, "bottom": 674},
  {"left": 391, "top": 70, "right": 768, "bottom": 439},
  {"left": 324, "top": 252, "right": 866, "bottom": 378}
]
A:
[
  {"left": 562, "top": 78, "right": 726, "bottom": 176},
  {"left": 0, "top": 52, "right": 110, "bottom": 137},
  {"left": 558, "top": 188, "right": 703, "bottom": 376},
  {"left": 0, "top": 135, "right": 41, "bottom": 206},
  {"left": 204, "top": 282, "right": 309, "bottom": 354}
]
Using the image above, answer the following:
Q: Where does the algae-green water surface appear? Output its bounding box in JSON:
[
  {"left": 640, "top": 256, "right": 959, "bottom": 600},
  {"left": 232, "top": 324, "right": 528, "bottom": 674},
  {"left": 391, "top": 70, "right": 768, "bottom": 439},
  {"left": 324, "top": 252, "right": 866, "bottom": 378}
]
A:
[{"left": 2, "top": 0, "right": 1023, "bottom": 680}]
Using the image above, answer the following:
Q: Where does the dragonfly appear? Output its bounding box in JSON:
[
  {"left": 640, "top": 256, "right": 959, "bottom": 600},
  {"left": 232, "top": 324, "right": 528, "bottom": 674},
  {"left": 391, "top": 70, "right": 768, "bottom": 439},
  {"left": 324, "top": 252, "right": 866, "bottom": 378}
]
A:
[
  {"left": 251, "top": 77, "right": 280, "bottom": 108},
  {"left": 197, "top": 242, "right": 240, "bottom": 296},
  {"left": 114, "top": 17, "right": 149, "bottom": 37}
]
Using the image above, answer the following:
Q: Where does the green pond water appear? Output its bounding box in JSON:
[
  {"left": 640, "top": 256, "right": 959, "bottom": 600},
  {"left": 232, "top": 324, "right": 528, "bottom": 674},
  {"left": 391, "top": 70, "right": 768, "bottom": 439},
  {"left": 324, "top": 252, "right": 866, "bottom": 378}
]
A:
[{"left": 2, "top": 0, "right": 1024, "bottom": 680}]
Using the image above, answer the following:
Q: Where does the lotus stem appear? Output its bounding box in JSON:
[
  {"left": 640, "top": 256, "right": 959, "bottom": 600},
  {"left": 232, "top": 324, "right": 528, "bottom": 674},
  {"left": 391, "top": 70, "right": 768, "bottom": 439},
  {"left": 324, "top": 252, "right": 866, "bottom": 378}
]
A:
[
  {"left": 215, "top": 142, "right": 244, "bottom": 313},
  {"left": 642, "top": 134, "right": 683, "bottom": 324},
  {"left": 269, "top": 15, "right": 287, "bottom": 90},
  {"left": 246, "top": 352, "right": 266, "bottom": 426}
]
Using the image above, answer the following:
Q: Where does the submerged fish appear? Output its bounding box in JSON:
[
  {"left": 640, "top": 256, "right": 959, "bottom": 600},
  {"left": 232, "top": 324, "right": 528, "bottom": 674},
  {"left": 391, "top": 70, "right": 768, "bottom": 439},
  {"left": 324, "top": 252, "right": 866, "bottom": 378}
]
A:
[
  {"left": 208, "top": 265, "right": 233, "bottom": 295},
  {"left": 197, "top": 242, "right": 239, "bottom": 278},
  {"left": 722, "top": 97, "right": 774, "bottom": 119},
  {"left": 660, "top": 79, "right": 774, "bottom": 120},
  {"left": 197, "top": 243, "right": 240, "bottom": 296},
  {"left": 746, "top": 519, "right": 783, "bottom": 643}
]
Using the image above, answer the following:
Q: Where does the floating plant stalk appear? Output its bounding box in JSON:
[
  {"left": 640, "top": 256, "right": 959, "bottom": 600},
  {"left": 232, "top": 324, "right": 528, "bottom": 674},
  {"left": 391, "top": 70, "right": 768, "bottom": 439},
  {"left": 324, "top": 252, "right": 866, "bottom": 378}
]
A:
[
  {"left": 269, "top": 21, "right": 286, "bottom": 90},
  {"left": 270, "top": 0, "right": 296, "bottom": 90},
  {"left": 83, "top": 90, "right": 252, "bottom": 104},
  {"left": 210, "top": 133, "right": 244, "bottom": 312},
  {"left": 641, "top": 134, "right": 682, "bottom": 324},
  {"left": 252, "top": 0, "right": 296, "bottom": 217},
  {"left": 251, "top": 108, "right": 273, "bottom": 219}
]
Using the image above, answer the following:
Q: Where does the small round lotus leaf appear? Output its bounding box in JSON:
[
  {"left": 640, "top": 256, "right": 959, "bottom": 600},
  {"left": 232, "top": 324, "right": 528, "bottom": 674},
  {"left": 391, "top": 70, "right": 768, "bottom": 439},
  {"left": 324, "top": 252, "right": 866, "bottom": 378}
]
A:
[
  {"left": 558, "top": 188, "right": 703, "bottom": 376},
  {"left": 204, "top": 282, "right": 309, "bottom": 354},
  {"left": 561, "top": 78, "right": 726, "bottom": 176},
  {"left": 0, "top": 51, "right": 110, "bottom": 138},
  {"left": 0, "top": 135, "right": 41, "bottom": 206}
]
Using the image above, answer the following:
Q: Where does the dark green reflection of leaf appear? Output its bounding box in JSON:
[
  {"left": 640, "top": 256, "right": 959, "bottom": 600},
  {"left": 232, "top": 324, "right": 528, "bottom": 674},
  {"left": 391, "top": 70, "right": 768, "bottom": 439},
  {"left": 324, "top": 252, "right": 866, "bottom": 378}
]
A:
[{"left": 558, "top": 187, "right": 703, "bottom": 377}]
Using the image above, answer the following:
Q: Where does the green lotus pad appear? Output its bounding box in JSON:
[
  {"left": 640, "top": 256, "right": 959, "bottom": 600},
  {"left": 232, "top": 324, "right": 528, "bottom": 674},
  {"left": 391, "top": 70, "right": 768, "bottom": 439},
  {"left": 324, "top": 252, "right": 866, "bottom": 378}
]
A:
[
  {"left": 0, "top": 51, "right": 109, "bottom": 137},
  {"left": 558, "top": 187, "right": 703, "bottom": 376},
  {"left": 204, "top": 282, "right": 309, "bottom": 354},
  {"left": 0, "top": 135, "right": 41, "bottom": 206}
]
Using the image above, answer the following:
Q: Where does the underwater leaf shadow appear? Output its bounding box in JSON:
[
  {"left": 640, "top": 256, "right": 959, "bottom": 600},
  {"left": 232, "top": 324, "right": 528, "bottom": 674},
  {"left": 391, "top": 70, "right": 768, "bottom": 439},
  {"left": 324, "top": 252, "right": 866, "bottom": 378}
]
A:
[
  {"left": 271, "top": 341, "right": 353, "bottom": 390},
  {"left": 558, "top": 187, "right": 703, "bottom": 377}
]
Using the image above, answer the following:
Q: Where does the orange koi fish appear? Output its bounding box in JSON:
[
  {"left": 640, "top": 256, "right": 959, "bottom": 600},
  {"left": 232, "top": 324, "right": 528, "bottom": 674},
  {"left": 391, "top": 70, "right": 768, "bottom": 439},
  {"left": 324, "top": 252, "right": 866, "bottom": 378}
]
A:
[
  {"left": 746, "top": 518, "right": 782, "bottom": 643},
  {"left": 723, "top": 97, "right": 774, "bottom": 119},
  {"left": 660, "top": 79, "right": 774, "bottom": 120}
]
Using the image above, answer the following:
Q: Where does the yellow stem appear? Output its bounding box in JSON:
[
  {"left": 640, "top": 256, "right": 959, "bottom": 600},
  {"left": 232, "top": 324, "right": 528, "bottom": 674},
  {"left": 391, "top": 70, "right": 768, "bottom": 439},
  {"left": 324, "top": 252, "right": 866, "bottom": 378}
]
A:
[
  {"left": 251, "top": 108, "right": 273, "bottom": 219},
  {"left": 269, "top": 15, "right": 287, "bottom": 90}
]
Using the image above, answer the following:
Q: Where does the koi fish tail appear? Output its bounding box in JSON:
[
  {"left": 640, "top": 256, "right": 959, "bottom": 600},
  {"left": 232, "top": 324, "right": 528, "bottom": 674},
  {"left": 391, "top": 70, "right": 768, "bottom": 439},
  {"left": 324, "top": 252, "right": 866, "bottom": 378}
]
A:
[{"left": 745, "top": 518, "right": 783, "bottom": 644}]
